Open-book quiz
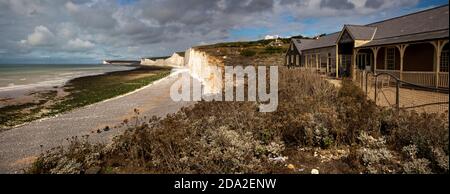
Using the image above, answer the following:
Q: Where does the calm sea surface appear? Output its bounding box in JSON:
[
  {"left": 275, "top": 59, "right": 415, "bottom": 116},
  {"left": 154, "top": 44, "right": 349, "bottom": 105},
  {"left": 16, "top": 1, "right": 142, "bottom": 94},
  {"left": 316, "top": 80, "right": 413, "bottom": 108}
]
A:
[{"left": 0, "top": 64, "right": 135, "bottom": 92}]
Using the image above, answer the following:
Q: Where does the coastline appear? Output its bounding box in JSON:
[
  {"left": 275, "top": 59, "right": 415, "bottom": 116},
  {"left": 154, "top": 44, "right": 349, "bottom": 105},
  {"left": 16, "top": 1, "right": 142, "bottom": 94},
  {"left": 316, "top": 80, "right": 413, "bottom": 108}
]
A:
[
  {"left": 0, "top": 65, "right": 172, "bottom": 131},
  {"left": 0, "top": 64, "right": 137, "bottom": 100},
  {"left": 0, "top": 68, "right": 192, "bottom": 173}
]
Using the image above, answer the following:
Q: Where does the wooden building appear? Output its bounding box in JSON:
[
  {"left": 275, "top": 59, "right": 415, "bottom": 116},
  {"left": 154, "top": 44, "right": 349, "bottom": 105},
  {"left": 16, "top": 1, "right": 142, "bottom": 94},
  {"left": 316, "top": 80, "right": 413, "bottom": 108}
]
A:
[{"left": 286, "top": 5, "right": 449, "bottom": 88}]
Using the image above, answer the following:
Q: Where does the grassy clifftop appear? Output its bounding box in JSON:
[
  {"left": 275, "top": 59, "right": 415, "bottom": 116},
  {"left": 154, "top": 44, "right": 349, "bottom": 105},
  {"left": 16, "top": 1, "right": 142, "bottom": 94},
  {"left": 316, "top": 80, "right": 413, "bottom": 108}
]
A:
[{"left": 195, "top": 39, "right": 290, "bottom": 66}]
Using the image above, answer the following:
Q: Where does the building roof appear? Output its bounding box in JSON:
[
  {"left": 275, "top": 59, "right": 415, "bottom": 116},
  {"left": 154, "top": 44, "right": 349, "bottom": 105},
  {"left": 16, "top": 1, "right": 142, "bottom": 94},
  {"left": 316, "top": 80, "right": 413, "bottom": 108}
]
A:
[
  {"left": 361, "top": 29, "right": 449, "bottom": 47},
  {"left": 345, "top": 25, "right": 377, "bottom": 40},
  {"left": 358, "top": 4, "right": 449, "bottom": 47},
  {"left": 367, "top": 5, "right": 449, "bottom": 40},
  {"left": 292, "top": 38, "right": 316, "bottom": 53},
  {"left": 300, "top": 32, "right": 340, "bottom": 50},
  {"left": 296, "top": 4, "right": 449, "bottom": 51}
]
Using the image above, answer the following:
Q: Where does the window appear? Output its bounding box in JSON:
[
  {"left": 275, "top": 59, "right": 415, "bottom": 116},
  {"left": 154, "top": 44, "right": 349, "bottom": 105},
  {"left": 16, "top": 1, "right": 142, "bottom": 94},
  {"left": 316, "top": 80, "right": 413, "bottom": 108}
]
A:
[
  {"left": 296, "top": 55, "right": 299, "bottom": 66},
  {"left": 441, "top": 50, "right": 449, "bottom": 72},
  {"left": 357, "top": 53, "right": 370, "bottom": 70},
  {"left": 386, "top": 47, "right": 396, "bottom": 70}
]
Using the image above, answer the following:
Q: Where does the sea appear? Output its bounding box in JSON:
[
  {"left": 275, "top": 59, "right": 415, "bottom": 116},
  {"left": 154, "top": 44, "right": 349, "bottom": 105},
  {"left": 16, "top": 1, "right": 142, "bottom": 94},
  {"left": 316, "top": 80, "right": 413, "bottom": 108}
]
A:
[{"left": 0, "top": 64, "right": 135, "bottom": 94}]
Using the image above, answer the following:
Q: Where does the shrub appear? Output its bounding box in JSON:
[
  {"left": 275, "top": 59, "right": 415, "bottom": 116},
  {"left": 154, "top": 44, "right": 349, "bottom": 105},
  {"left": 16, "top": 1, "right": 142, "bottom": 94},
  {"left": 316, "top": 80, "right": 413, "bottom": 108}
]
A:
[
  {"left": 401, "top": 145, "right": 432, "bottom": 174},
  {"left": 263, "top": 46, "right": 284, "bottom": 54},
  {"left": 28, "top": 136, "right": 104, "bottom": 174},
  {"left": 335, "top": 80, "right": 381, "bottom": 144},
  {"left": 347, "top": 132, "right": 399, "bottom": 174},
  {"left": 240, "top": 49, "right": 256, "bottom": 57},
  {"left": 384, "top": 110, "right": 449, "bottom": 172}
]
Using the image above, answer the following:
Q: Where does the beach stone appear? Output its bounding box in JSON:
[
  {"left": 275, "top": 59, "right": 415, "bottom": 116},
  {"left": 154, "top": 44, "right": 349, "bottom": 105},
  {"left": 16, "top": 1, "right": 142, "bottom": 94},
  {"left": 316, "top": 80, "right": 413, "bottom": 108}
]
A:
[
  {"left": 311, "top": 169, "right": 319, "bottom": 174},
  {"left": 287, "top": 164, "right": 295, "bottom": 170}
]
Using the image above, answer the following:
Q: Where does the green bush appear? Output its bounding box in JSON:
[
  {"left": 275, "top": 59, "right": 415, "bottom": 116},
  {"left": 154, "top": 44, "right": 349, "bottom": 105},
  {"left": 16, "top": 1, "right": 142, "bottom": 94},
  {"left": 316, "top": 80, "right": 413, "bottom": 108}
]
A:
[
  {"left": 240, "top": 49, "right": 257, "bottom": 57},
  {"left": 263, "top": 46, "right": 284, "bottom": 54}
]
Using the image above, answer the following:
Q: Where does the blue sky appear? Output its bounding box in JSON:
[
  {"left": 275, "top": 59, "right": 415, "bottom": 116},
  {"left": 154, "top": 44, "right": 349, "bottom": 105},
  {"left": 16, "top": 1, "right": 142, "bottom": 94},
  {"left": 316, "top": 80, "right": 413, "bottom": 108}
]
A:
[
  {"left": 230, "top": 0, "right": 449, "bottom": 40},
  {"left": 0, "top": 0, "right": 448, "bottom": 64}
]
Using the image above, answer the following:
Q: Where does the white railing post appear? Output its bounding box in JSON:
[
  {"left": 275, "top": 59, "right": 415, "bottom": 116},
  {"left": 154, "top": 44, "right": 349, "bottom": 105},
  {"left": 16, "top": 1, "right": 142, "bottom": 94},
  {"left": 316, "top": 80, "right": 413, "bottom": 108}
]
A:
[
  {"left": 371, "top": 47, "right": 380, "bottom": 74},
  {"left": 431, "top": 40, "right": 448, "bottom": 88},
  {"left": 396, "top": 44, "right": 409, "bottom": 81}
]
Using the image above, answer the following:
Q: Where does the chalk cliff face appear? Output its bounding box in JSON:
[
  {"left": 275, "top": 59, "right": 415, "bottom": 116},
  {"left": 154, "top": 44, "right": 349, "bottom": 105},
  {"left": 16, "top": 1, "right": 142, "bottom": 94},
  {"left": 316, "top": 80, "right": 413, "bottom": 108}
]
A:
[
  {"left": 141, "top": 53, "right": 184, "bottom": 67},
  {"left": 184, "top": 48, "right": 223, "bottom": 94}
]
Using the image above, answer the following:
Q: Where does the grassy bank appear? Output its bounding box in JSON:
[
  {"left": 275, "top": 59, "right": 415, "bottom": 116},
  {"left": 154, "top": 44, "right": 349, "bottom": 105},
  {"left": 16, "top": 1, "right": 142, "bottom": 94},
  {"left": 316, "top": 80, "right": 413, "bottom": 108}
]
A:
[
  {"left": 0, "top": 66, "right": 172, "bottom": 131},
  {"left": 28, "top": 68, "right": 449, "bottom": 174},
  {"left": 29, "top": 40, "right": 448, "bottom": 174}
]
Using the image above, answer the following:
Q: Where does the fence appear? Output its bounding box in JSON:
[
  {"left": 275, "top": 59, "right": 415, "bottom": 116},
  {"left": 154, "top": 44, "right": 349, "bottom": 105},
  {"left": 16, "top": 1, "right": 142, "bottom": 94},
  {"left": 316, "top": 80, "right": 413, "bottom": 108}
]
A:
[
  {"left": 375, "top": 70, "right": 449, "bottom": 88},
  {"left": 354, "top": 70, "right": 449, "bottom": 114}
]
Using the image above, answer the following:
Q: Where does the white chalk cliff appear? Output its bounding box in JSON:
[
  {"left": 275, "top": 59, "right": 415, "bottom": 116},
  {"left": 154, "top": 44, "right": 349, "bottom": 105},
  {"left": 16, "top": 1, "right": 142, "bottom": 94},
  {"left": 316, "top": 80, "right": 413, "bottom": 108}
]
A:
[
  {"left": 141, "top": 52, "right": 184, "bottom": 67},
  {"left": 184, "top": 48, "right": 224, "bottom": 94}
]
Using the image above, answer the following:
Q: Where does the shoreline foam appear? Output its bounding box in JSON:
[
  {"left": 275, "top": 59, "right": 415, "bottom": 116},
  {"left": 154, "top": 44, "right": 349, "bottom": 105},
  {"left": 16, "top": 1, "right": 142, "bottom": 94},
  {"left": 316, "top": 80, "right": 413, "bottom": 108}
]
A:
[{"left": 0, "top": 66, "right": 137, "bottom": 99}]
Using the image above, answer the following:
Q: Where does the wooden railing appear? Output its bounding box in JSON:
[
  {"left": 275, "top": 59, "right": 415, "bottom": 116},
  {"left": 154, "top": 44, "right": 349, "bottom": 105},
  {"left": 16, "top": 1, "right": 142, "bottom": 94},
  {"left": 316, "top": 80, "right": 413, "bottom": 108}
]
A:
[
  {"left": 375, "top": 70, "right": 449, "bottom": 88},
  {"left": 439, "top": 72, "right": 449, "bottom": 88},
  {"left": 402, "top": 71, "right": 436, "bottom": 87},
  {"left": 352, "top": 71, "right": 449, "bottom": 114},
  {"left": 376, "top": 70, "right": 400, "bottom": 79}
]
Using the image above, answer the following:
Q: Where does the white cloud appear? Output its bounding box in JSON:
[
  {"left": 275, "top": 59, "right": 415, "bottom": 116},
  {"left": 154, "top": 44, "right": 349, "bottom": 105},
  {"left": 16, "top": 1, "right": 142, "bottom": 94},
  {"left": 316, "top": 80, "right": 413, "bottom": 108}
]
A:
[
  {"left": 20, "top": 25, "right": 55, "bottom": 46},
  {"left": 65, "top": 1, "right": 79, "bottom": 13},
  {"left": 1, "top": 0, "right": 429, "bottom": 62},
  {"left": 67, "top": 38, "right": 95, "bottom": 50}
]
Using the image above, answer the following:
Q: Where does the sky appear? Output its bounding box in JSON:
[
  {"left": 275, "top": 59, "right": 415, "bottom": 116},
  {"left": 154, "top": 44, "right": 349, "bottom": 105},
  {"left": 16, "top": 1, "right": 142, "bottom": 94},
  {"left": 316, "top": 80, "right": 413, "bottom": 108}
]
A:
[{"left": 0, "top": 0, "right": 448, "bottom": 64}]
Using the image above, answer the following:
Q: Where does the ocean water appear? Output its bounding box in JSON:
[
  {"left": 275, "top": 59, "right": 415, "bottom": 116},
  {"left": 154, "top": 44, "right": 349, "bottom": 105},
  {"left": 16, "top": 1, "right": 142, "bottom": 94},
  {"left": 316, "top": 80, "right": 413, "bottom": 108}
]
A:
[{"left": 0, "top": 64, "right": 135, "bottom": 92}]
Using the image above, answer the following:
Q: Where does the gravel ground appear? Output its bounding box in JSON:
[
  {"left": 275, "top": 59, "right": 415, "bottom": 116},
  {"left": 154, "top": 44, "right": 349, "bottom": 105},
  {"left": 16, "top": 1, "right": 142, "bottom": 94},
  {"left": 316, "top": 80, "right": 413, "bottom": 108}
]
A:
[{"left": 0, "top": 68, "right": 195, "bottom": 173}]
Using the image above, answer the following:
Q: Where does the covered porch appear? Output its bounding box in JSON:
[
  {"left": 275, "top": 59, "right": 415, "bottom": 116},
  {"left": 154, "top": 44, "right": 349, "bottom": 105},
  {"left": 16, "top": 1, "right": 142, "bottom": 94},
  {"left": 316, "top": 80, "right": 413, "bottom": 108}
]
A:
[
  {"left": 356, "top": 40, "right": 449, "bottom": 88},
  {"left": 332, "top": 25, "right": 449, "bottom": 88}
]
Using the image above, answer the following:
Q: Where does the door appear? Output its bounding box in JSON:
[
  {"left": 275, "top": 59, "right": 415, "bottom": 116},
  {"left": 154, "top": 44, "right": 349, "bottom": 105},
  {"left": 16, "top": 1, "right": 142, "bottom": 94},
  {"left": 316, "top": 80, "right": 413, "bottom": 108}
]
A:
[{"left": 340, "top": 55, "right": 352, "bottom": 77}]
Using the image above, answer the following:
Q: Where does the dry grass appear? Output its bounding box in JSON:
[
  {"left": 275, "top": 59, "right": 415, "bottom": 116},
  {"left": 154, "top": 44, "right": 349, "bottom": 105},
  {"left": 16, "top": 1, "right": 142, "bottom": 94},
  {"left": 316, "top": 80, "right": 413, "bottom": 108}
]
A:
[{"left": 28, "top": 42, "right": 448, "bottom": 174}]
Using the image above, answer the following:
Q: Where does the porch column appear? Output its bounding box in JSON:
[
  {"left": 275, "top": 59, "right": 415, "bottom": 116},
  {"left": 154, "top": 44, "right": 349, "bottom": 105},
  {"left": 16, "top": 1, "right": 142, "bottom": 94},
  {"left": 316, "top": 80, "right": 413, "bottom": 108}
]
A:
[
  {"left": 396, "top": 44, "right": 409, "bottom": 80},
  {"left": 306, "top": 55, "right": 311, "bottom": 69},
  {"left": 316, "top": 53, "right": 319, "bottom": 71},
  {"left": 431, "top": 40, "right": 449, "bottom": 87},
  {"left": 352, "top": 48, "right": 359, "bottom": 81},
  {"left": 371, "top": 47, "right": 380, "bottom": 74},
  {"left": 335, "top": 44, "right": 339, "bottom": 78},
  {"left": 308, "top": 54, "right": 311, "bottom": 69},
  {"left": 304, "top": 55, "right": 308, "bottom": 69},
  {"left": 326, "top": 56, "right": 329, "bottom": 74}
]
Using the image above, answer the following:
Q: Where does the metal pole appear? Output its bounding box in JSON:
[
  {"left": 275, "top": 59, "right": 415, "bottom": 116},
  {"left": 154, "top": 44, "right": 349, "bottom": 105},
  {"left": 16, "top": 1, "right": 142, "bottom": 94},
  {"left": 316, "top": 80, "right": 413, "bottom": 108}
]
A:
[
  {"left": 374, "top": 76, "right": 378, "bottom": 104},
  {"left": 365, "top": 72, "right": 368, "bottom": 96},
  {"left": 396, "top": 80, "right": 400, "bottom": 110}
]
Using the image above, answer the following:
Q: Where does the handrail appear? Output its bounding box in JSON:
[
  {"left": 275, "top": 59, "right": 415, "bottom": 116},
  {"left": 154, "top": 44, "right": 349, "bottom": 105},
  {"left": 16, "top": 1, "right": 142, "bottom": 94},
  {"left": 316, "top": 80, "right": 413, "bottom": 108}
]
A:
[
  {"left": 366, "top": 72, "right": 449, "bottom": 93},
  {"left": 364, "top": 71, "right": 449, "bottom": 110}
]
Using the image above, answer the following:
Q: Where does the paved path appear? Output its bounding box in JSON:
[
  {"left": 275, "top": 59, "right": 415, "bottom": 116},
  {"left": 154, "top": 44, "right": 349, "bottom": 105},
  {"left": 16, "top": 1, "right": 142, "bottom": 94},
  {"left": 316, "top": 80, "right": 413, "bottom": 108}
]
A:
[{"left": 0, "top": 69, "right": 195, "bottom": 173}]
